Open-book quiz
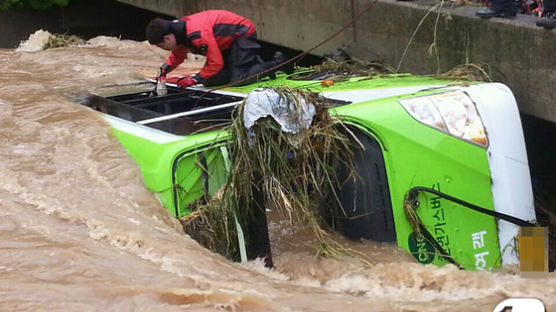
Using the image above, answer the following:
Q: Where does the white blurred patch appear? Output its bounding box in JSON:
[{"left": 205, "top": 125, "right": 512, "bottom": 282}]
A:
[
  {"left": 16, "top": 29, "right": 52, "bottom": 52},
  {"left": 493, "top": 298, "right": 545, "bottom": 312}
]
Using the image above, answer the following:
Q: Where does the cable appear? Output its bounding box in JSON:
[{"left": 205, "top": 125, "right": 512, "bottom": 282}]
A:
[
  {"left": 405, "top": 186, "right": 537, "bottom": 270},
  {"left": 194, "top": 0, "right": 379, "bottom": 102},
  {"left": 408, "top": 187, "right": 536, "bottom": 227}
]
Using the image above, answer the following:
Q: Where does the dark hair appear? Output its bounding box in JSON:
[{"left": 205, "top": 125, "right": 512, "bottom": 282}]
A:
[{"left": 146, "top": 18, "right": 171, "bottom": 44}]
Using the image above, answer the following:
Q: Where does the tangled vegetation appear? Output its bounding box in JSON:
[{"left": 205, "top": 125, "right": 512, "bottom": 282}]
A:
[
  {"left": 435, "top": 63, "right": 492, "bottom": 82},
  {"left": 44, "top": 33, "right": 85, "bottom": 49},
  {"left": 290, "top": 57, "right": 395, "bottom": 81},
  {"left": 181, "top": 87, "right": 371, "bottom": 262},
  {"left": 291, "top": 56, "right": 491, "bottom": 84}
]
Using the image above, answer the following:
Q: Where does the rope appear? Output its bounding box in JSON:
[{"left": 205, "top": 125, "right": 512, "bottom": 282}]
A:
[{"left": 194, "top": 0, "right": 378, "bottom": 102}]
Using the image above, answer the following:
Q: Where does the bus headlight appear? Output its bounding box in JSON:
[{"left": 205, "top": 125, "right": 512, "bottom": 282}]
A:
[{"left": 399, "top": 90, "right": 487, "bottom": 147}]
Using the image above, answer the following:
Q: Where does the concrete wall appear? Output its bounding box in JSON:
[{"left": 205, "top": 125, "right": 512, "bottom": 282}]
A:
[{"left": 120, "top": 0, "right": 556, "bottom": 122}]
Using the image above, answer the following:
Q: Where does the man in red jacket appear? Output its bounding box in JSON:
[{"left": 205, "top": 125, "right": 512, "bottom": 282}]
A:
[{"left": 146, "top": 10, "right": 290, "bottom": 89}]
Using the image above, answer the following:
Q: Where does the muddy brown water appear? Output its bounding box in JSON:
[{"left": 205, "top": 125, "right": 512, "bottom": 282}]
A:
[{"left": 0, "top": 35, "right": 554, "bottom": 312}]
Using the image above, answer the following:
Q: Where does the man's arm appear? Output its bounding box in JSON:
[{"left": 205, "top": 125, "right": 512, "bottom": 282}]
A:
[
  {"left": 191, "top": 33, "right": 224, "bottom": 83},
  {"left": 164, "top": 47, "right": 189, "bottom": 72}
]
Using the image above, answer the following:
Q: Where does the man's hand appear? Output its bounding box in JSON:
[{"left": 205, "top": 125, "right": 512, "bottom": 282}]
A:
[
  {"left": 157, "top": 64, "right": 171, "bottom": 81},
  {"left": 150, "top": 64, "right": 171, "bottom": 97},
  {"left": 177, "top": 75, "right": 199, "bottom": 89}
]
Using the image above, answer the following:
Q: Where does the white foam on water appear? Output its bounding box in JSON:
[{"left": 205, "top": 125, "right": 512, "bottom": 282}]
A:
[{"left": 16, "top": 29, "right": 52, "bottom": 52}]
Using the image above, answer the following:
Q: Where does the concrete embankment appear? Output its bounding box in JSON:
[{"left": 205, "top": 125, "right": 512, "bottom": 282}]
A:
[{"left": 118, "top": 0, "right": 556, "bottom": 123}]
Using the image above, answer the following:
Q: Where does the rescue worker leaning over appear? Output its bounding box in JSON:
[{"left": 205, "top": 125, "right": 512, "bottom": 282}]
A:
[{"left": 146, "top": 10, "right": 292, "bottom": 89}]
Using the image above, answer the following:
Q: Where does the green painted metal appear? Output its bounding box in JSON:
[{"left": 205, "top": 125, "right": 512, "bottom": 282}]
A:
[
  {"left": 224, "top": 73, "right": 453, "bottom": 93},
  {"left": 173, "top": 145, "right": 230, "bottom": 217},
  {"left": 110, "top": 127, "right": 229, "bottom": 216},
  {"left": 331, "top": 90, "right": 499, "bottom": 270},
  {"left": 107, "top": 73, "right": 501, "bottom": 270}
]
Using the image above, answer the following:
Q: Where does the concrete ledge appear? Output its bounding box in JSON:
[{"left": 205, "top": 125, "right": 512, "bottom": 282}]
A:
[{"left": 118, "top": 0, "right": 556, "bottom": 123}]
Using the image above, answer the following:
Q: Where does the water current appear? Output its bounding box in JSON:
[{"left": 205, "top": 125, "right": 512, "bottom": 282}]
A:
[{"left": 0, "top": 34, "right": 554, "bottom": 312}]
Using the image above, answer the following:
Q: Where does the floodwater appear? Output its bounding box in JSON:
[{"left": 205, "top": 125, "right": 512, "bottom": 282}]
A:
[{"left": 0, "top": 33, "right": 554, "bottom": 312}]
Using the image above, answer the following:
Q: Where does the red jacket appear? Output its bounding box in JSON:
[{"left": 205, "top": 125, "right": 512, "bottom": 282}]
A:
[{"left": 164, "top": 10, "right": 256, "bottom": 80}]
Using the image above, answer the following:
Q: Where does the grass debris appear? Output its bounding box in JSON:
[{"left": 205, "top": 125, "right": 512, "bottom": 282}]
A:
[
  {"left": 435, "top": 63, "right": 492, "bottom": 82},
  {"left": 290, "top": 57, "right": 490, "bottom": 85},
  {"left": 181, "top": 87, "right": 369, "bottom": 262},
  {"left": 291, "top": 58, "right": 395, "bottom": 82},
  {"left": 44, "top": 33, "right": 85, "bottom": 49}
]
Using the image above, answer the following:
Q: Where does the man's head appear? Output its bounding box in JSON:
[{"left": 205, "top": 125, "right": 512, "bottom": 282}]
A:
[{"left": 146, "top": 18, "right": 177, "bottom": 50}]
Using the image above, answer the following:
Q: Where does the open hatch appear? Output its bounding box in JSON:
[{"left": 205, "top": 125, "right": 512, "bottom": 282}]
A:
[{"left": 83, "top": 84, "right": 244, "bottom": 135}]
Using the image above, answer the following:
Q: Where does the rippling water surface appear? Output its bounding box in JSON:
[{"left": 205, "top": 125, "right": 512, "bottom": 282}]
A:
[{"left": 0, "top": 35, "right": 554, "bottom": 312}]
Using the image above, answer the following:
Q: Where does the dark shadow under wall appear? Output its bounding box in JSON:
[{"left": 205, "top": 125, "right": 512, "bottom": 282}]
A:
[
  {"left": 258, "top": 41, "right": 323, "bottom": 68},
  {"left": 0, "top": 0, "right": 173, "bottom": 48},
  {"left": 521, "top": 113, "right": 556, "bottom": 271},
  {"left": 522, "top": 114, "right": 556, "bottom": 190}
]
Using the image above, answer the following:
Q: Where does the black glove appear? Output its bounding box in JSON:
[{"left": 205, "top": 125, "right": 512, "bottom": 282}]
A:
[{"left": 157, "top": 63, "right": 171, "bottom": 80}]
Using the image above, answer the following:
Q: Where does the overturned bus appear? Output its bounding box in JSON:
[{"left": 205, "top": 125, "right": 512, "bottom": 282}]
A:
[{"left": 81, "top": 70, "right": 537, "bottom": 271}]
